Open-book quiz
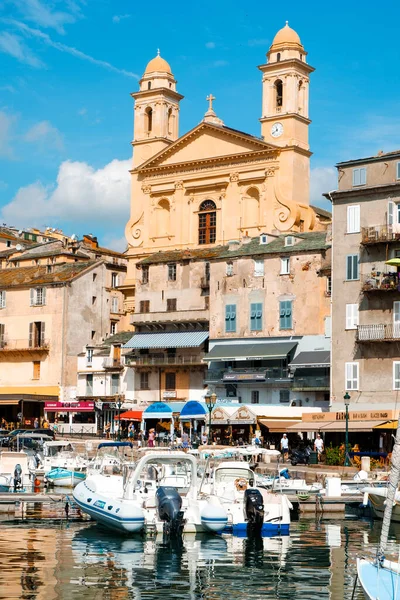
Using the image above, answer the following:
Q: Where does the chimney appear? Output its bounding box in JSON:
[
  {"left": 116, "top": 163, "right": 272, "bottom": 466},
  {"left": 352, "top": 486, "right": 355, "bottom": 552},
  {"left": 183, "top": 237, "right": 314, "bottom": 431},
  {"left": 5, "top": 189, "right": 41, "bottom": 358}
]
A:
[
  {"left": 241, "top": 231, "right": 252, "bottom": 244},
  {"left": 227, "top": 240, "right": 240, "bottom": 252}
]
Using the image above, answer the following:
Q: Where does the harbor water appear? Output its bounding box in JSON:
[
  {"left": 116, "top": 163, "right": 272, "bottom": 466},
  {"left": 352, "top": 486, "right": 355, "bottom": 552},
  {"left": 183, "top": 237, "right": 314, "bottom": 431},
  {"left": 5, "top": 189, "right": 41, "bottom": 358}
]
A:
[{"left": 1, "top": 501, "right": 398, "bottom": 600}]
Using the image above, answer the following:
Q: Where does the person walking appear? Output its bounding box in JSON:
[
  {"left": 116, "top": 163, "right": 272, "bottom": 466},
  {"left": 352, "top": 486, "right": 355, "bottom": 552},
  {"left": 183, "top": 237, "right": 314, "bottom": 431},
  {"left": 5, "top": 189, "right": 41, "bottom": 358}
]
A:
[
  {"left": 148, "top": 429, "right": 155, "bottom": 448},
  {"left": 201, "top": 432, "right": 208, "bottom": 446},
  {"left": 34, "top": 417, "right": 39, "bottom": 429},
  {"left": 280, "top": 434, "right": 289, "bottom": 462},
  {"left": 314, "top": 434, "right": 324, "bottom": 461}
]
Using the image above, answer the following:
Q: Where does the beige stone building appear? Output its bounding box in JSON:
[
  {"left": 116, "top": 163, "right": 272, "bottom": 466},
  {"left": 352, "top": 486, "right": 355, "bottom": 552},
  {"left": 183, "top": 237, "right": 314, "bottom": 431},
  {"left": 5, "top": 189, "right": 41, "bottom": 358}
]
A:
[
  {"left": 329, "top": 150, "right": 400, "bottom": 409},
  {"left": 0, "top": 232, "right": 131, "bottom": 426}
]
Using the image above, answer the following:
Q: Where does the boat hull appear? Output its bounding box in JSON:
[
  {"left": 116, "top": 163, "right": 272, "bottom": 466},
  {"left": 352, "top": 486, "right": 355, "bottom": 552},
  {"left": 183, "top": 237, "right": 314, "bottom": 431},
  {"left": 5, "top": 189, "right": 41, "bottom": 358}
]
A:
[
  {"left": 46, "top": 468, "right": 86, "bottom": 487},
  {"left": 364, "top": 488, "right": 400, "bottom": 522},
  {"left": 357, "top": 558, "right": 400, "bottom": 600}
]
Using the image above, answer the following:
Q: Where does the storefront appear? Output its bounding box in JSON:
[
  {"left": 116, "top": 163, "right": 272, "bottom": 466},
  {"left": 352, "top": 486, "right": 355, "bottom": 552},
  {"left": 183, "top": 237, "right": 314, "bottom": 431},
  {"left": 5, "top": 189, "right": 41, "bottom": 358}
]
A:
[
  {"left": 287, "top": 409, "right": 396, "bottom": 450},
  {"left": 142, "top": 402, "right": 185, "bottom": 440},
  {"left": 179, "top": 401, "right": 207, "bottom": 439},
  {"left": 0, "top": 389, "right": 59, "bottom": 429},
  {"left": 44, "top": 401, "right": 96, "bottom": 434},
  {"left": 210, "top": 406, "right": 241, "bottom": 444}
]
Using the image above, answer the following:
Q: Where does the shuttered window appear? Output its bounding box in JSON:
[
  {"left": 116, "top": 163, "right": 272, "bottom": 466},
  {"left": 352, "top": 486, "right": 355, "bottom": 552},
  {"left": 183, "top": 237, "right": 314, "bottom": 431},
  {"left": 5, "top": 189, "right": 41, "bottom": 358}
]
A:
[
  {"left": 279, "top": 300, "right": 293, "bottom": 330},
  {"left": 347, "top": 205, "right": 360, "bottom": 233},
  {"left": 250, "top": 303, "right": 263, "bottom": 331},
  {"left": 0, "top": 291, "right": 5, "bottom": 308},
  {"left": 345, "top": 304, "right": 359, "bottom": 329},
  {"left": 225, "top": 304, "right": 237, "bottom": 333},
  {"left": 29, "top": 322, "right": 46, "bottom": 348},
  {"left": 30, "top": 287, "right": 46, "bottom": 306},
  {"left": 352, "top": 168, "right": 367, "bottom": 186},
  {"left": 346, "top": 254, "right": 359, "bottom": 280},
  {"left": 254, "top": 260, "right": 264, "bottom": 277},
  {"left": 0, "top": 324, "right": 4, "bottom": 348},
  {"left": 345, "top": 362, "right": 359, "bottom": 391},
  {"left": 394, "top": 362, "right": 400, "bottom": 390},
  {"left": 397, "top": 162, "right": 400, "bottom": 180}
]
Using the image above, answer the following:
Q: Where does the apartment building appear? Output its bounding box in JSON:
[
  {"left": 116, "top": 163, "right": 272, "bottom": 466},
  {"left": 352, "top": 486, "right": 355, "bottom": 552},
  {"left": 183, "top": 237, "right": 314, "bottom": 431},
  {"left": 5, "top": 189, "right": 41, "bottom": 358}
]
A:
[
  {"left": 0, "top": 232, "right": 131, "bottom": 425},
  {"left": 329, "top": 149, "right": 400, "bottom": 408},
  {"left": 125, "top": 231, "right": 331, "bottom": 407}
]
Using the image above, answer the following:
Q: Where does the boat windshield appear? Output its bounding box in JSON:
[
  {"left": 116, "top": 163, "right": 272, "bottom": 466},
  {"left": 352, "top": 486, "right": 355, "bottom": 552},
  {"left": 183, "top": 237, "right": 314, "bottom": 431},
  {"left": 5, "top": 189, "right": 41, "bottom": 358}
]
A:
[
  {"left": 89, "top": 445, "right": 133, "bottom": 475},
  {"left": 45, "top": 443, "right": 74, "bottom": 457},
  {"left": 215, "top": 468, "right": 253, "bottom": 484},
  {"left": 133, "top": 457, "right": 194, "bottom": 493}
]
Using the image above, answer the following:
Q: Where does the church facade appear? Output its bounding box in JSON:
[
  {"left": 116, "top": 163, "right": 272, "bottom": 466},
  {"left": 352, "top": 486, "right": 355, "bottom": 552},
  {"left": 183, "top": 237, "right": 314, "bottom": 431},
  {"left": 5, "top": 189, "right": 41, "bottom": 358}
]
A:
[{"left": 125, "top": 23, "right": 329, "bottom": 287}]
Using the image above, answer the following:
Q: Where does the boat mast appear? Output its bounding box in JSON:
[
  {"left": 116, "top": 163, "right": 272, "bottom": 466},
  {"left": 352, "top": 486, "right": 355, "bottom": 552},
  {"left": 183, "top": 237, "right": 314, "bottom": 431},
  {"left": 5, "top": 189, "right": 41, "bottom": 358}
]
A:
[{"left": 379, "top": 420, "right": 400, "bottom": 558}]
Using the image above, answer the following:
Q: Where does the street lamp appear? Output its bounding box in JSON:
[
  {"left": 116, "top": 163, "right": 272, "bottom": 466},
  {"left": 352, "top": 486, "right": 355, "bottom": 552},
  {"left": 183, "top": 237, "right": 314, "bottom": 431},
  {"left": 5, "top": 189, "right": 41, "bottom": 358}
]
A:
[
  {"left": 344, "top": 392, "right": 351, "bottom": 467},
  {"left": 116, "top": 394, "right": 124, "bottom": 441},
  {"left": 205, "top": 392, "right": 217, "bottom": 445}
]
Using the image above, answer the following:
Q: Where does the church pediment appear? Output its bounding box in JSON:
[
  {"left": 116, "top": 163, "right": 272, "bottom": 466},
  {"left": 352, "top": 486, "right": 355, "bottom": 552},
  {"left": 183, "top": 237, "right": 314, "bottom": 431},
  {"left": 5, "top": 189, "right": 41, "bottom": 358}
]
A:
[{"left": 135, "top": 122, "right": 277, "bottom": 172}]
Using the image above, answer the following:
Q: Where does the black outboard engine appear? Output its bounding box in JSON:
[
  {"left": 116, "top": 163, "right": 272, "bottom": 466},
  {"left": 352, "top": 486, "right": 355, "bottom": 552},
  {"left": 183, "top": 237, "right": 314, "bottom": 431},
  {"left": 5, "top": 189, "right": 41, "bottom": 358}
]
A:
[
  {"left": 244, "top": 488, "right": 264, "bottom": 531},
  {"left": 13, "top": 464, "right": 23, "bottom": 491},
  {"left": 156, "top": 486, "right": 184, "bottom": 536}
]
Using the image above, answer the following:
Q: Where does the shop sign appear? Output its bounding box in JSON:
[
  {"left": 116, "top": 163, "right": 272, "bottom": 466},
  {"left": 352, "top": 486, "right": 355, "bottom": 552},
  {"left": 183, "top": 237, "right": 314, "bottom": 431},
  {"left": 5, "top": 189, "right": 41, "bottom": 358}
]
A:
[
  {"left": 163, "top": 391, "right": 177, "bottom": 399},
  {"left": 45, "top": 401, "right": 95, "bottom": 412},
  {"left": 229, "top": 406, "right": 256, "bottom": 424},
  {"left": 223, "top": 372, "right": 266, "bottom": 381},
  {"left": 303, "top": 409, "right": 394, "bottom": 423},
  {"left": 212, "top": 408, "right": 227, "bottom": 422}
]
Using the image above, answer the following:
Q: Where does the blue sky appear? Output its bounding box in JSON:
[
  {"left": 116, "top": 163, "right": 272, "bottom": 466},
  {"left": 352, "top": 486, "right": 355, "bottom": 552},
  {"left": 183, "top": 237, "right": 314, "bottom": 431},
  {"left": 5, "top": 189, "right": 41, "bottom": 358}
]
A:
[{"left": 1, "top": 0, "right": 400, "bottom": 249}]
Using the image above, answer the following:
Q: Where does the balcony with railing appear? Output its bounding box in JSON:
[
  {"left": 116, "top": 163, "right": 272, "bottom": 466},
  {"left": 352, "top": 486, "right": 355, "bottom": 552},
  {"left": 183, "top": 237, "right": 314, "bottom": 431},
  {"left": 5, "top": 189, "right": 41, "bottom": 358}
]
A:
[
  {"left": 361, "top": 272, "right": 400, "bottom": 293},
  {"left": 356, "top": 323, "right": 400, "bottom": 342},
  {"left": 0, "top": 339, "right": 50, "bottom": 352},
  {"left": 125, "top": 354, "right": 206, "bottom": 367},
  {"left": 292, "top": 375, "right": 330, "bottom": 391},
  {"left": 102, "top": 357, "right": 124, "bottom": 369},
  {"left": 204, "top": 367, "right": 290, "bottom": 384},
  {"left": 361, "top": 225, "right": 400, "bottom": 245}
]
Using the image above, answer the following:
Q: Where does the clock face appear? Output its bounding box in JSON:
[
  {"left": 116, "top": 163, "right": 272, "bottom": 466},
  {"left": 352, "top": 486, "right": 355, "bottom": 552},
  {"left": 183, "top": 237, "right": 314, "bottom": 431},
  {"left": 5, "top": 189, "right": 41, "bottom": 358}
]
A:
[{"left": 271, "top": 122, "right": 284, "bottom": 138}]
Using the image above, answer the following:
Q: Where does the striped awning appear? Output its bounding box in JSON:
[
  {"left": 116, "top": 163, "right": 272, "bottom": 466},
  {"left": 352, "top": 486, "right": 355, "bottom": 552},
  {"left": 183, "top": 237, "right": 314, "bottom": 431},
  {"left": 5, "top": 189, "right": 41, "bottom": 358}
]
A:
[{"left": 123, "top": 331, "right": 209, "bottom": 349}]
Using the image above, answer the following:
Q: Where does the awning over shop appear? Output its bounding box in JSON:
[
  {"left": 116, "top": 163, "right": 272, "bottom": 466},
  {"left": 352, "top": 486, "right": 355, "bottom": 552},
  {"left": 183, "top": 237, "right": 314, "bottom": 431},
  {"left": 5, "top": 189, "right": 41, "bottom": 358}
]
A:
[
  {"left": 114, "top": 410, "right": 143, "bottom": 421},
  {"left": 124, "top": 331, "right": 209, "bottom": 349},
  {"left": 179, "top": 401, "right": 207, "bottom": 420},
  {"left": 205, "top": 341, "right": 297, "bottom": 362},
  {"left": 45, "top": 401, "right": 94, "bottom": 412},
  {"left": 288, "top": 420, "right": 386, "bottom": 433},
  {"left": 289, "top": 351, "right": 330, "bottom": 369},
  {"left": 0, "top": 399, "right": 20, "bottom": 405},
  {"left": 143, "top": 402, "right": 185, "bottom": 420},
  {"left": 259, "top": 419, "right": 301, "bottom": 432}
]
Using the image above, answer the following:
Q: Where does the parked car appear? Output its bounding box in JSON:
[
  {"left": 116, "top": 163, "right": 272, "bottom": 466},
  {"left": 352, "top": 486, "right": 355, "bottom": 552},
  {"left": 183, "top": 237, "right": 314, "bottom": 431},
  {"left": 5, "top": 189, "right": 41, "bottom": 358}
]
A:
[
  {"left": 10, "top": 433, "right": 53, "bottom": 451},
  {"left": 33, "top": 428, "right": 56, "bottom": 440},
  {"left": 0, "top": 428, "right": 28, "bottom": 447},
  {"left": 0, "top": 429, "right": 9, "bottom": 439}
]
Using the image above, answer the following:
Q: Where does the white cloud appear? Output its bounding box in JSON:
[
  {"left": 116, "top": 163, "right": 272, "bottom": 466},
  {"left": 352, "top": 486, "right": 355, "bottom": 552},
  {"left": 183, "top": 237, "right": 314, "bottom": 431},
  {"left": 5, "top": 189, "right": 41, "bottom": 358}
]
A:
[
  {"left": 0, "top": 110, "right": 17, "bottom": 159},
  {"left": 1, "top": 158, "right": 131, "bottom": 231},
  {"left": 205, "top": 41, "right": 216, "bottom": 49},
  {"left": 310, "top": 166, "right": 337, "bottom": 209},
  {"left": 0, "top": 84, "right": 17, "bottom": 93},
  {"left": 0, "top": 31, "right": 45, "bottom": 68},
  {"left": 24, "top": 120, "right": 64, "bottom": 150},
  {"left": 12, "top": 0, "right": 83, "bottom": 34},
  {"left": 6, "top": 19, "right": 139, "bottom": 78},
  {"left": 112, "top": 14, "right": 131, "bottom": 24},
  {"left": 103, "top": 234, "right": 128, "bottom": 252},
  {"left": 78, "top": 107, "right": 87, "bottom": 116}
]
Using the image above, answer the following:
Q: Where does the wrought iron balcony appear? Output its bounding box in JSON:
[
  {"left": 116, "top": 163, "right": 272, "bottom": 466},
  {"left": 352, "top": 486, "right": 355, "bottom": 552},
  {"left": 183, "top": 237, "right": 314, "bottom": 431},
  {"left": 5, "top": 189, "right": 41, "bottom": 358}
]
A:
[
  {"left": 0, "top": 339, "right": 50, "bottom": 352},
  {"left": 126, "top": 354, "right": 205, "bottom": 367},
  {"left": 361, "top": 225, "right": 400, "bottom": 245},
  {"left": 204, "top": 367, "right": 290, "bottom": 383},
  {"left": 292, "top": 375, "right": 330, "bottom": 391},
  {"left": 356, "top": 324, "right": 400, "bottom": 342},
  {"left": 102, "top": 357, "right": 124, "bottom": 369}
]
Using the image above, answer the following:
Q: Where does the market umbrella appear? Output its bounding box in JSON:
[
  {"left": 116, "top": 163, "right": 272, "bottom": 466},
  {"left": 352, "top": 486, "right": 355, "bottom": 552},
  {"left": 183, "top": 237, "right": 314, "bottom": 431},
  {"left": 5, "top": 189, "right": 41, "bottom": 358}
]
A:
[
  {"left": 385, "top": 258, "right": 400, "bottom": 266},
  {"left": 114, "top": 410, "right": 143, "bottom": 421}
]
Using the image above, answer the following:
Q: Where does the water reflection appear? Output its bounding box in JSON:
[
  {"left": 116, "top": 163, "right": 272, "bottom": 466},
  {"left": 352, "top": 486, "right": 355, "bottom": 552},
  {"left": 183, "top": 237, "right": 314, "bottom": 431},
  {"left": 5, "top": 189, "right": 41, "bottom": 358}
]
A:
[{"left": 3, "top": 518, "right": 400, "bottom": 599}]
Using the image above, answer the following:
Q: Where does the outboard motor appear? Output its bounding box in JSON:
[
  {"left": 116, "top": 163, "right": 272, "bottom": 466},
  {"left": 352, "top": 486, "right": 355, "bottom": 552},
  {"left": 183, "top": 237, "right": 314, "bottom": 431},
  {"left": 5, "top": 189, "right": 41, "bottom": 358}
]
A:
[
  {"left": 244, "top": 488, "right": 264, "bottom": 531},
  {"left": 13, "top": 464, "right": 23, "bottom": 491},
  {"left": 156, "top": 486, "right": 184, "bottom": 536}
]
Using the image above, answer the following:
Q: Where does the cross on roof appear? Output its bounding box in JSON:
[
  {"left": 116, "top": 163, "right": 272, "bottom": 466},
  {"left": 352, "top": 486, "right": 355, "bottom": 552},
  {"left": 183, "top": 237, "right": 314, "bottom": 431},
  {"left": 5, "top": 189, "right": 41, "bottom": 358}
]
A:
[{"left": 206, "top": 93, "right": 216, "bottom": 112}]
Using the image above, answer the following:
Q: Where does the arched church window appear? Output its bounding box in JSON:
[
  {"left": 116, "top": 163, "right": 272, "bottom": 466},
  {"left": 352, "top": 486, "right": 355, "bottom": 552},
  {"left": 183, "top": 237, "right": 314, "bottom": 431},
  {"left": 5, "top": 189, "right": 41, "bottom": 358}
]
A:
[
  {"left": 148, "top": 82, "right": 152, "bottom": 90},
  {"left": 275, "top": 80, "right": 283, "bottom": 108},
  {"left": 198, "top": 200, "right": 217, "bottom": 245},
  {"left": 277, "top": 52, "right": 281, "bottom": 62},
  {"left": 145, "top": 107, "right": 153, "bottom": 133},
  {"left": 243, "top": 187, "right": 260, "bottom": 228},
  {"left": 298, "top": 80, "right": 304, "bottom": 113}
]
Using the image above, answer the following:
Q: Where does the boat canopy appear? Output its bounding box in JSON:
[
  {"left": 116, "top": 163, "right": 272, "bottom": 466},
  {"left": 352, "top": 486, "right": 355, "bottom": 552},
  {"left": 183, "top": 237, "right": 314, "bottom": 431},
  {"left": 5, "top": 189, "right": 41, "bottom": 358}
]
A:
[{"left": 98, "top": 442, "right": 133, "bottom": 449}]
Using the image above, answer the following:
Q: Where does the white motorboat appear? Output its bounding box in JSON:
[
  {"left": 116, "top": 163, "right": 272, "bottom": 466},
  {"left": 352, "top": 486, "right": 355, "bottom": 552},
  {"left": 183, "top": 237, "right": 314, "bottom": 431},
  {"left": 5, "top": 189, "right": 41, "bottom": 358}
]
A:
[
  {"left": 0, "top": 451, "right": 32, "bottom": 492},
  {"left": 199, "top": 460, "right": 291, "bottom": 535},
  {"left": 32, "top": 440, "right": 88, "bottom": 487},
  {"left": 362, "top": 486, "right": 400, "bottom": 522},
  {"left": 256, "top": 468, "right": 323, "bottom": 496},
  {"left": 74, "top": 450, "right": 228, "bottom": 535}
]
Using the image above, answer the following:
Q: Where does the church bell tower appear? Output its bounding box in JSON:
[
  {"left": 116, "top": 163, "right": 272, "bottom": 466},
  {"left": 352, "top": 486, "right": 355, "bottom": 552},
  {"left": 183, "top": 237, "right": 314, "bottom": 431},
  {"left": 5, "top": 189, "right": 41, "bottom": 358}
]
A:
[
  {"left": 259, "top": 23, "right": 315, "bottom": 205},
  {"left": 131, "top": 52, "right": 183, "bottom": 167}
]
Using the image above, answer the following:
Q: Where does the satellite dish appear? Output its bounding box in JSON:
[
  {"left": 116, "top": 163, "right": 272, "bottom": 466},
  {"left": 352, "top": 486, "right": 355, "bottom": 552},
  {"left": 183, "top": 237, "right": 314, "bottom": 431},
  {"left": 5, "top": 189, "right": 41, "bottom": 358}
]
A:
[
  {"left": 18, "top": 230, "right": 22, "bottom": 235},
  {"left": 71, "top": 234, "right": 77, "bottom": 241},
  {"left": 16, "top": 244, "right": 22, "bottom": 251}
]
